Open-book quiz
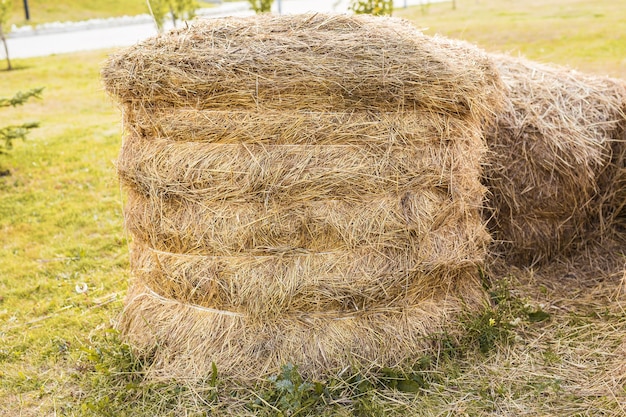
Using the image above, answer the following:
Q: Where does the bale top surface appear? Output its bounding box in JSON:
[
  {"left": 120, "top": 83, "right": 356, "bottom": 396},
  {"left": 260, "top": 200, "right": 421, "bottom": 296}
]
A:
[{"left": 102, "top": 13, "right": 503, "bottom": 119}]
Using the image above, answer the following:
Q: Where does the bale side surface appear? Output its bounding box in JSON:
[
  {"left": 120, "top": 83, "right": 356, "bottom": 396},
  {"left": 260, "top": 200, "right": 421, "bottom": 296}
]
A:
[
  {"left": 125, "top": 107, "right": 476, "bottom": 145},
  {"left": 117, "top": 107, "right": 491, "bottom": 380},
  {"left": 102, "top": 13, "right": 503, "bottom": 119},
  {"left": 118, "top": 136, "right": 483, "bottom": 203},
  {"left": 120, "top": 278, "right": 484, "bottom": 382},
  {"left": 124, "top": 188, "right": 488, "bottom": 257},
  {"left": 484, "top": 54, "right": 626, "bottom": 265},
  {"left": 130, "top": 237, "right": 486, "bottom": 318}
]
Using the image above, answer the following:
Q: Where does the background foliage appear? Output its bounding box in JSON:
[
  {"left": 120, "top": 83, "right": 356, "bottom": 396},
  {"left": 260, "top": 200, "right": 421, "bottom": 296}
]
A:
[
  {"left": 0, "top": 88, "right": 42, "bottom": 160},
  {"left": 350, "top": 0, "right": 394, "bottom": 16},
  {"left": 247, "top": 0, "right": 274, "bottom": 14}
]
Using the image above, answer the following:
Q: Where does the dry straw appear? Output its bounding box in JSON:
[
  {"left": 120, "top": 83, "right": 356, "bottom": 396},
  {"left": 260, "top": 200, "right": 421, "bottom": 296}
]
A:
[
  {"left": 117, "top": 124, "right": 483, "bottom": 204},
  {"left": 124, "top": 187, "right": 488, "bottom": 259},
  {"left": 484, "top": 54, "right": 626, "bottom": 265},
  {"left": 122, "top": 277, "right": 484, "bottom": 381},
  {"left": 102, "top": 14, "right": 503, "bottom": 117},
  {"left": 129, "top": 242, "right": 484, "bottom": 318},
  {"left": 103, "top": 13, "right": 505, "bottom": 380}
]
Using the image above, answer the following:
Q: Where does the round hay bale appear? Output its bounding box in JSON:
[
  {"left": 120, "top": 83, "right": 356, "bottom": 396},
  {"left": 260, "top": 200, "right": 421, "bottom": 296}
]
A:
[
  {"left": 484, "top": 54, "right": 626, "bottom": 265},
  {"left": 103, "top": 13, "right": 505, "bottom": 380}
]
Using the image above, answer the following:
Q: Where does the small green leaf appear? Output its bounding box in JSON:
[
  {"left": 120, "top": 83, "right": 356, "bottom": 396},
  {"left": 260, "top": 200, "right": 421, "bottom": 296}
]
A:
[
  {"left": 396, "top": 379, "right": 423, "bottom": 393},
  {"left": 210, "top": 361, "right": 218, "bottom": 386},
  {"left": 527, "top": 310, "right": 551, "bottom": 322}
]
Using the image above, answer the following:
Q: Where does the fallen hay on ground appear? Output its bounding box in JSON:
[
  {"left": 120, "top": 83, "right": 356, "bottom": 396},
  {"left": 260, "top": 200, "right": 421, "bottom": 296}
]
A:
[
  {"left": 484, "top": 54, "right": 626, "bottom": 265},
  {"left": 103, "top": 13, "right": 505, "bottom": 380}
]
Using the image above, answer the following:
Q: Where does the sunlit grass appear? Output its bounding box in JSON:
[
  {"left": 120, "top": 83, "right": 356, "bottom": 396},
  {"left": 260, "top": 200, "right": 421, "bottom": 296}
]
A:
[
  {"left": 396, "top": 0, "right": 626, "bottom": 77},
  {"left": 9, "top": 0, "right": 213, "bottom": 27},
  {"left": 0, "top": 49, "right": 128, "bottom": 414}
]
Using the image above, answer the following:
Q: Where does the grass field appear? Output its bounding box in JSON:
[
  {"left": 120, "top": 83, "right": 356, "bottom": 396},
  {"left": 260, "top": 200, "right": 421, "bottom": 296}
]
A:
[
  {"left": 9, "top": 0, "right": 150, "bottom": 25},
  {"left": 0, "top": 0, "right": 625, "bottom": 415},
  {"left": 395, "top": 0, "right": 626, "bottom": 78},
  {"left": 8, "top": 0, "right": 214, "bottom": 26}
]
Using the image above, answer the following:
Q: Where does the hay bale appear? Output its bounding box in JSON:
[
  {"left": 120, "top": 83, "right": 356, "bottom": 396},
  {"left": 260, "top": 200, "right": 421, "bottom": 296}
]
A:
[
  {"left": 604, "top": 81, "right": 626, "bottom": 226},
  {"left": 611, "top": 138, "right": 626, "bottom": 225},
  {"left": 484, "top": 54, "right": 626, "bottom": 265},
  {"left": 103, "top": 13, "right": 504, "bottom": 380}
]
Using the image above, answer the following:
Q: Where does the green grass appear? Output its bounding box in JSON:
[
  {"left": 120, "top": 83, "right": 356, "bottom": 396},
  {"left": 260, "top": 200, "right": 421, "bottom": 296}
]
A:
[
  {"left": 9, "top": 0, "right": 149, "bottom": 25},
  {"left": 9, "top": 0, "right": 213, "bottom": 27},
  {"left": 395, "top": 0, "right": 626, "bottom": 77},
  {"left": 0, "top": 49, "right": 127, "bottom": 415},
  {"left": 1, "top": 0, "right": 625, "bottom": 415}
]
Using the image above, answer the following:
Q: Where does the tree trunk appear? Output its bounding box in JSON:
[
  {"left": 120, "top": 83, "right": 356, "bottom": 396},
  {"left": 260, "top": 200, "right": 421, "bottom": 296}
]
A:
[
  {"left": 169, "top": 5, "right": 177, "bottom": 28},
  {"left": 0, "top": 23, "right": 11, "bottom": 71}
]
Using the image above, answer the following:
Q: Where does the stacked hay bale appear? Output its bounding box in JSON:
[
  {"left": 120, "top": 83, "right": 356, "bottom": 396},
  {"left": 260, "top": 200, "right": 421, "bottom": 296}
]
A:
[
  {"left": 484, "top": 54, "right": 626, "bottom": 265},
  {"left": 102, "top": 14, "right": 504, "bottom": 380}
]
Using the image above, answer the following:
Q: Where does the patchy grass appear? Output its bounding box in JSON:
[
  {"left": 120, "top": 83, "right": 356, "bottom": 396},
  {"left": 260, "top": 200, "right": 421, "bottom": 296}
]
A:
[
  {"left": 0, "top": 49, "right": 127, "bottom": 416},
  {"left": 9, "top": 0, "right": 150, "bottom": 26},
  {"left": 1, "top": 0, "right": 625, "bottom": 415}
]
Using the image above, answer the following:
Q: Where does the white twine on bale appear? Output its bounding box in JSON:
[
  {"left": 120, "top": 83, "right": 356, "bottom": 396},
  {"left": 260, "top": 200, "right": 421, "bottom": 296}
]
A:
[
  {"left": 129, "top": 284, "right": 246, "bottom": 318},
  {"left": 146, "top": 246, "right": 333, "bottom": 259}
]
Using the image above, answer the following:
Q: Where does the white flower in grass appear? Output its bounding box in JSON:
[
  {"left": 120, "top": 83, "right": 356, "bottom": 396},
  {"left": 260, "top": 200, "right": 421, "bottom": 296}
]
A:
[{"left": 75, "top": 283, "right": 88, "bottom": 294}]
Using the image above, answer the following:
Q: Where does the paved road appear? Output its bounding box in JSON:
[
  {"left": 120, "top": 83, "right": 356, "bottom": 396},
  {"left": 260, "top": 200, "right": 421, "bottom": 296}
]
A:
[{"left": 5, "top": 0, "right": 444, "bottom": 59}]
